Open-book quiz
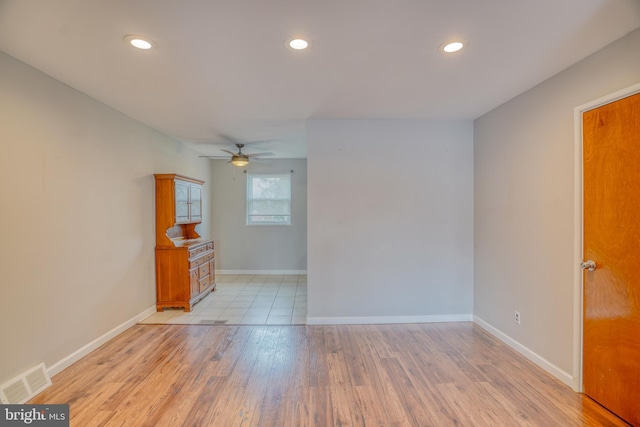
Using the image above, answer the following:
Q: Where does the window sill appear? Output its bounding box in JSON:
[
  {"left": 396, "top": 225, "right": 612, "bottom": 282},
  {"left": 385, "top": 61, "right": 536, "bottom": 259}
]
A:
[{"left": 245, "top": 223, "right": 292, "bottom": 227}]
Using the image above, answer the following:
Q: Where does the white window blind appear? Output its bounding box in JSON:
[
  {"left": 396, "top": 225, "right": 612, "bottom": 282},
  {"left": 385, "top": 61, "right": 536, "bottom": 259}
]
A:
[{"left": 246, "top": 174, "right": 291, "bottom": 225}]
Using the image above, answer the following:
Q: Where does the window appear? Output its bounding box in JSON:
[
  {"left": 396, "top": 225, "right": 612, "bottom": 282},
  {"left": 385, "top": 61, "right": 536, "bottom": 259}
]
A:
[{"left": 246, "top": 173, "right": 291, "bottom": 225}]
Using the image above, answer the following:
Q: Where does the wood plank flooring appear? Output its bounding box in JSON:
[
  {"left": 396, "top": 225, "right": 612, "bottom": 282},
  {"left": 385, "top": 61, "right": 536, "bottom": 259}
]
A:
[{"left": 30, "top": 323, "right": 629, "bottom": 426}]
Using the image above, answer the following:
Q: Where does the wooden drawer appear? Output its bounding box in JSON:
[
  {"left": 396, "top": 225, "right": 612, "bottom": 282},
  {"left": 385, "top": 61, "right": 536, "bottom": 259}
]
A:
[
  {"left": 198, "top": 275, "right": 210, "bottom": 293},
  {"left": 189, "top": 251, "right": 213, "bottom": 268},
  {"left": 189, "top": 248, "right": 203, "bottom": 258},
  {"left": 190, "top": 256, "right": 204, "bottom": 269},
  {"left": 189, "top": 246, "right": 213, "bottom": 268},
  {"left": 199, "top": 262, "right": 210, "bottom": 277},
  {"left": 189, "top": 242, "right": 212, "bottom": 258}
]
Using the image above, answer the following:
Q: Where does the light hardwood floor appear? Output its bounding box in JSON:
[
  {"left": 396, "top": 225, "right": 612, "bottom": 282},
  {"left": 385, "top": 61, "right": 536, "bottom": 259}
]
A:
[{"left": 30, "top": 323, "right": 628, "bottom": 426}]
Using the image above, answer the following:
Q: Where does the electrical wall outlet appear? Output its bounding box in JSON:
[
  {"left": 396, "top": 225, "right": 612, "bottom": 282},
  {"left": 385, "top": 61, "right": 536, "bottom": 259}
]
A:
[{"left": 514, "top": 311, "right": 521, "bottom": 324}]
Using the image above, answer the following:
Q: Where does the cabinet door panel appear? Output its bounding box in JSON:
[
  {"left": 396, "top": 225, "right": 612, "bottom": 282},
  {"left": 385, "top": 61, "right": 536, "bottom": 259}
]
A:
[
  {"left": 209, "top": 260, "right": 215, "bottom": 283},
  {"left": 190, "top": 185, "right": 202, "bottom": 222},
  {"left": 175, "top": 181, "right": 190, "bottom": 223},
  {"left": 189, "top": 269, "right": 199, "bottom": 296}
]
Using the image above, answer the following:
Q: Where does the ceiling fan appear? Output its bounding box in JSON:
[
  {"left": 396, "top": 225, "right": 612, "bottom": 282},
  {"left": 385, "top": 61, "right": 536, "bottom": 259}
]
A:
[{"left": 199, "top": 142, "right": 274, "bottom": 167}]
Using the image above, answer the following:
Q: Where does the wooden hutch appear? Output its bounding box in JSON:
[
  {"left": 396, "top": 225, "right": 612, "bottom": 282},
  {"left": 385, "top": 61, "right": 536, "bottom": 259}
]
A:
[{"left": 154, "top": 174, "right": 215, "bottom": 312}]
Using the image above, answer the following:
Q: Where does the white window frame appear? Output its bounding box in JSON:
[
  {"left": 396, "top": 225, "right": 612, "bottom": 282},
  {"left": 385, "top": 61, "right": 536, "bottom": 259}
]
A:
[{"left": 246, "top": 173, "right": 292, "bottom": 226}]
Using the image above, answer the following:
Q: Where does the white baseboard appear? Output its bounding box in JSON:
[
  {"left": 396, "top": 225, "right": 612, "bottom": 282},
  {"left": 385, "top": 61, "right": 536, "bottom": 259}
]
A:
[
  {"left": 473, "top": 315, "right": 574, "bottom": 388},
  {"left": 47, "top": 306, "right": 156, "bottom": 377},
  {"left": 216, "top": 270, "right": 307, "bottom": 275},
  {"left": 306, "top": 313, "right": 472, "bottom": 325}
]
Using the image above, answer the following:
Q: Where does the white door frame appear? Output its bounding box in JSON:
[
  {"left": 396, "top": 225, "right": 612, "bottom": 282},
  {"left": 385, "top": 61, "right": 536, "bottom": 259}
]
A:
[{"left": 572, "top": 82, "right": 640, "bottom": 392}]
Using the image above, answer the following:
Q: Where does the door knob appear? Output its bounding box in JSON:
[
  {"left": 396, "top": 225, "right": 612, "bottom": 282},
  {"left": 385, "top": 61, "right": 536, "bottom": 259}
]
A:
[{"left": 580, "top": 260, "right": 597, "bottom": 272}]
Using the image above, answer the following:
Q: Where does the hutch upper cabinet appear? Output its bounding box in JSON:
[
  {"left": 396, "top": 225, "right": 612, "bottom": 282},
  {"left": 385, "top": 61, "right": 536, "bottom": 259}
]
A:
[
  {"left": 154, "top": 174, "right": 215, "bottom": 311},
  {"left": 175, "top": 178, "right": 202, "bottom": 223}
]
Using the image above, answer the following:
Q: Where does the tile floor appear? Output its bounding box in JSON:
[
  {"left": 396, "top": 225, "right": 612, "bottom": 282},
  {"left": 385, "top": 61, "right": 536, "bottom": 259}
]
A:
[{"left": 140, "top": 274, "right": 307, "bottom": 325}]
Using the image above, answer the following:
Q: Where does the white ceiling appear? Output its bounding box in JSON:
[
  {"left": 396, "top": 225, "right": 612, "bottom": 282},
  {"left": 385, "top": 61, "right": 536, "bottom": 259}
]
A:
[{"left": 1, "top": 0, "right": 639, "bottom": 158}]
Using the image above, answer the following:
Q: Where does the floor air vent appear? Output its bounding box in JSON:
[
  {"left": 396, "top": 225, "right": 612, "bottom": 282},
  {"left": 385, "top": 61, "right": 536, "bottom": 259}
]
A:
[{"left": 0, "top": 363, "right": 52, "bottom": 404}]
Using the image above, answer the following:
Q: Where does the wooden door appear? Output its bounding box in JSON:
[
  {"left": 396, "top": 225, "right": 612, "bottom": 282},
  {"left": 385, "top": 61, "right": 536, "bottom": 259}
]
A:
[{"left": 582, "top": 91, "right": 640, "bottom": 426}]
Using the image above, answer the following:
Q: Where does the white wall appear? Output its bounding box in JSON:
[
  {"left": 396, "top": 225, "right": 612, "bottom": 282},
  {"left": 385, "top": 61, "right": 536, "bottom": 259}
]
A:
[
  {"left": 307, "top": 120, "right": 473, "bottom": 322},
  {"left": 0, "top": 52, "right": 211, "bottom": 385},
  {"left": 474, "top": 28, "right": 640, "bottom": 384},
  {"left": 209, "top": 159, "right": 307, "bottom": 272}
]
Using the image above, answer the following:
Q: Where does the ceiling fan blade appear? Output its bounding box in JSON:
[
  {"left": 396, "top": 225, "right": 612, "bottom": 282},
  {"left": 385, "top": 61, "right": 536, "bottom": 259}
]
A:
[
  {"left": 245, "top": 152, "right": 274, "bottom": 158},
  {"left": 251, "top": 158, "right": 271, "bottom": 163},
  {"left": 220, "top": 134, "right": 273, "bottom": 144},
  {"left": 218, "top": 134, "right": 238, "bottom": 144},
  {"left": 220, "top": 149, "right": 237, "bottom": 156},
  {"left": 199, "top": 155, "right": 228, "bottom": 159}
]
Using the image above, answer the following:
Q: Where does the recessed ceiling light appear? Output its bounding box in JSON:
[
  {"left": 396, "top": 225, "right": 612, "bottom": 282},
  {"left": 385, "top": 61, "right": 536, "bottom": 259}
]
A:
[
  {"left": 286, "top": 37, "right": 311, "bottom": 51},
  {"left": 289, "top": 39, "right": 308, "bottom": 50},
  {"left": 438, "top": 40, "right": 465, "bottom": 54},
  {"left": 123, "top": 34, "right": 154, "bottom": 50}
]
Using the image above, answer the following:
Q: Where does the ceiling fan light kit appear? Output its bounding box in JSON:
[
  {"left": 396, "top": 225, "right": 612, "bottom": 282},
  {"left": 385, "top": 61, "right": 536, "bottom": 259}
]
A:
[
  {"left": 198, "top": 141, "right": 274, "bottom": 166},
  {"left": 231, "top": 156, "right": 249, "bottom": 167}
]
